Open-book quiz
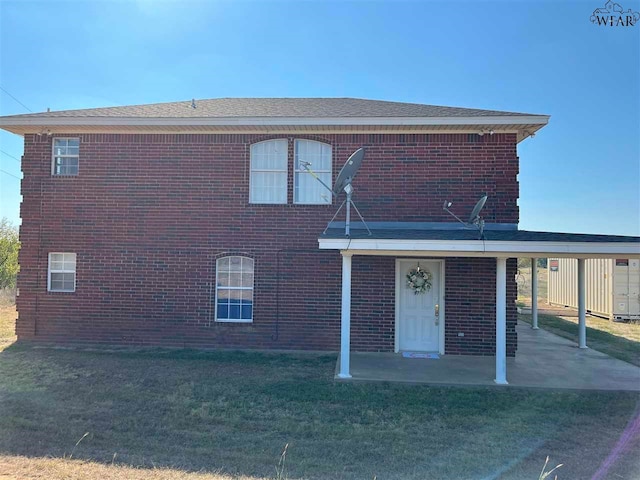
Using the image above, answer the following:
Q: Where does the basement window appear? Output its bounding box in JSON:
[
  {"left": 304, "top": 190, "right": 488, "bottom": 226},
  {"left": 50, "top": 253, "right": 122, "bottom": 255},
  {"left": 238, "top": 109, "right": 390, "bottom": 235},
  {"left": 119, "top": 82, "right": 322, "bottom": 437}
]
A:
[
  {"left": 48, "top": 252, "right": 76, "bottom": 292},
  {"left": 52, "top": 138, "right": 79, "bottom": 176}
]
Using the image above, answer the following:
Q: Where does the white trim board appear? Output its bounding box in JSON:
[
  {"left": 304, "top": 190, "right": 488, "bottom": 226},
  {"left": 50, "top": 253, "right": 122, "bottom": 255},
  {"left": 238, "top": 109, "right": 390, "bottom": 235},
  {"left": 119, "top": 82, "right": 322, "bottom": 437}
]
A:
[
  {"left": 317, "top": 239, "right": 640, "bottom": 258},
  {"left": 0, "top": 114, "right": 549, "bottom": 128}
]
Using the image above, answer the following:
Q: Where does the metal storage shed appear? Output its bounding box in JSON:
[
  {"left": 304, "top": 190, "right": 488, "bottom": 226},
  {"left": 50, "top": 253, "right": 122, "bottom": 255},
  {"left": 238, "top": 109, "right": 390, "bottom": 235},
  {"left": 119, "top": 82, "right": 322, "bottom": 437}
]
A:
[{"left": 548, "top": 258, "right": 640, "bottom": 321}]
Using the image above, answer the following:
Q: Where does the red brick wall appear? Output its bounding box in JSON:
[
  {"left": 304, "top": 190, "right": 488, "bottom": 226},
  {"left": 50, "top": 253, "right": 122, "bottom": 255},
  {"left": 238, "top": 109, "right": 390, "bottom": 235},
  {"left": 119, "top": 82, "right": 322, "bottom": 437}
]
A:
[
  {"left": 444, "top": 258, "right": 518, "bottom": 356},
  {"left": 351, "top": 256, "right": 396, "bottom": 352},
  {"left": 16, "top": 132, "right": 519, "bottom": 354},
  {"left": 350, "top": 256, "right": 517, "bottom": 356}
]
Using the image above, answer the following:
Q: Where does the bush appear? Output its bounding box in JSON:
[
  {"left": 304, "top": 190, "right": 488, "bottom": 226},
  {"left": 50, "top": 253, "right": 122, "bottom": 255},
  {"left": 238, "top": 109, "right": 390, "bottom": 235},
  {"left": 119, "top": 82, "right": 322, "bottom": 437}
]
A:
[{"left": 0, "top": 218, "right": 19, "bottom": 289}]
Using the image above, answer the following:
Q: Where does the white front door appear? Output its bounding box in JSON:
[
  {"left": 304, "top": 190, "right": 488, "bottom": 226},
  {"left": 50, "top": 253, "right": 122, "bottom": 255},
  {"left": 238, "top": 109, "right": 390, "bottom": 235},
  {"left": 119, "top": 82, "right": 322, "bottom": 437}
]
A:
[{"left": 397, "top": 260, "right": 441, "bottom": 352}]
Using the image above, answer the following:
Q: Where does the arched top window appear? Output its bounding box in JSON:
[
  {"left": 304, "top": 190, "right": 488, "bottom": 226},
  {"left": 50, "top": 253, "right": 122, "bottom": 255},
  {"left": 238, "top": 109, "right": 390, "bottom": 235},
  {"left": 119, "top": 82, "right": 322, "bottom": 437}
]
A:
[
  {"left": 250, "top": 139, "right": 288, "bottom": 204},
  {"left": 294, "top": 139, "right": 332, "bottom": 204},
  {"left": 215, "top": 256, "right": 254, "bottom": 323}
]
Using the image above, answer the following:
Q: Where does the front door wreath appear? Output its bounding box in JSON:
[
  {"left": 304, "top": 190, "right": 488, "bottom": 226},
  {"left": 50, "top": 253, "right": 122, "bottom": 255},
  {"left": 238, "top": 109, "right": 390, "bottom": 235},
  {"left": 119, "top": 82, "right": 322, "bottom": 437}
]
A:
[{"left": 406, "top": 265, "right": 432, "bottom": 294}]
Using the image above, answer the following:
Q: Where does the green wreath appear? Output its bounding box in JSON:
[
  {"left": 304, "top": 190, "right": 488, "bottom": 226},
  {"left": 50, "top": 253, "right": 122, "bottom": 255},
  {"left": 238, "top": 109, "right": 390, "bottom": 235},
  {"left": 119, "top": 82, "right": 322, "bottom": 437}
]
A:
[{"left": 406, "top": 266, "right": 432, "bottom": 294}]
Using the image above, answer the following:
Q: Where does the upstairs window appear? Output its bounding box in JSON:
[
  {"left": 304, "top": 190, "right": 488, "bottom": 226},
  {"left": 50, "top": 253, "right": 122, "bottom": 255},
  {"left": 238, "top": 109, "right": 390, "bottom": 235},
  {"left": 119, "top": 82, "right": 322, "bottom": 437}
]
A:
[
  {"left": 48, "top": 252, "right": 76, "bottom": 292},
  {"left": 215, "top": 256, "right": 254, "bottom": 322},
  {"left": 250, "top": 139, "right": 287, "bottom": 204},
  {"left": 294, "top": 140, "right": 332, "bottom": 204},
  {"left": 52, "top": 138, "right": 79, "bottom": 176}
]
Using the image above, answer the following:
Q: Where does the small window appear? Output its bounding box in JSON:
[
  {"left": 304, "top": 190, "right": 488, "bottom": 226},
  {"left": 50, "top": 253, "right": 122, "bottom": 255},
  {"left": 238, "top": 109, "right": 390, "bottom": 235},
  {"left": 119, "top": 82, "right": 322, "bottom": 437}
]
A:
[
  {"left": 250, "top": 139, "right": 287, "bottom": 204},
  {"left": 215, "top": 256, "right": 254, "bottom": 322},
  {"left": 294, "top": 140, "right": 332, "bottom": 204},
  {"left": 48, "top": 252, "right": 76, "bottom": 292},
  {"left": 52, "top": 138, "right": 79, "bottom": 176}
]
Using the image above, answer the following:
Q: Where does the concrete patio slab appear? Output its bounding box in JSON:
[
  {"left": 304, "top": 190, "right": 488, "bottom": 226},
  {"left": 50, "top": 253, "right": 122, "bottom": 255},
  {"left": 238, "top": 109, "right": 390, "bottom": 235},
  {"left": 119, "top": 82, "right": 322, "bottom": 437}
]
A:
[{"left": 338, "top": 322, "right": 640, "bottom": 391}]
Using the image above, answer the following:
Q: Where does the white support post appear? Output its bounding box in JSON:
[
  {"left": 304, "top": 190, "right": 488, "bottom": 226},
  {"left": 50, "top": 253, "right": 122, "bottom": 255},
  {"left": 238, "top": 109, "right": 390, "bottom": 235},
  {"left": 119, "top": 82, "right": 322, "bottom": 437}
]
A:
[
  {"left": 578, "top": 258, "right": 588, "bottom": 349},
  {"left": 531, "top": 257, "right": 539, "bottom": 330},
  {"left": 338, "top": 252, "right": 353, "bottom": 378},
  {"left": 495, "top": 257, "right": 508, "bottom": 385}
]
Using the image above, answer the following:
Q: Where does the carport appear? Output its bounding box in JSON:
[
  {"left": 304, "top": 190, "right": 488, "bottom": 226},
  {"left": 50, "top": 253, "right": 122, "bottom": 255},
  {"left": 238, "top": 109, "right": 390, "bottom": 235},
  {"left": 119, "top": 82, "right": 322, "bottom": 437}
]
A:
[{"left": 319, "top": 226, "right": 640, "bottom": 386}]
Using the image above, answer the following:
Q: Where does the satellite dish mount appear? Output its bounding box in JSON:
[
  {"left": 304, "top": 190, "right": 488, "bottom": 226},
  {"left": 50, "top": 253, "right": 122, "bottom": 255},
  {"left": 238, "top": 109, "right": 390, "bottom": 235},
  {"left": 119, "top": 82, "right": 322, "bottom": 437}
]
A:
[
  {"left": 301, "top": 147, "right": 371, "bottom": 237},
  {"left": 443, "top": 194, "right": 488, "bottom": 239}
]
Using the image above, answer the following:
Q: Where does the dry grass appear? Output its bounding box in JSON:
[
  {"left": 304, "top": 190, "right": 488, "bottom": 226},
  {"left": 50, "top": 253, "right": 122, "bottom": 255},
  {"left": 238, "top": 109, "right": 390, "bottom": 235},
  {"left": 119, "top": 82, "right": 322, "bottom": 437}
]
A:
[
  {"left": 0, "top": 455, "right": 258, "bottom": 480},
  {"left": 0, "top": 296, "right": 17, "bottom": 351},
  {"left": 517, "top": 266, "right": 548, "bottom": 304}
]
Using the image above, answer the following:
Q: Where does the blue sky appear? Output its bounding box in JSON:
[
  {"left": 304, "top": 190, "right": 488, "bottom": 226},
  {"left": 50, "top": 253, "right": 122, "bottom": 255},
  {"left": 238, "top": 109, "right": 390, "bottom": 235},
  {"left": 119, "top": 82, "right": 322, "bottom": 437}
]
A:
[{"left": 1, "top": 0, "right": 638, "bottom": 235}]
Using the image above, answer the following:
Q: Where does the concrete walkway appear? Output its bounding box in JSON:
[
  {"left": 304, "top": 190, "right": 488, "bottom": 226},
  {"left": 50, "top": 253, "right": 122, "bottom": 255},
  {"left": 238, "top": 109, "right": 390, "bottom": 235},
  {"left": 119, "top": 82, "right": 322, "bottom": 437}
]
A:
[{"left": 339, "top": 322, "right": 640, "bottom": 391}]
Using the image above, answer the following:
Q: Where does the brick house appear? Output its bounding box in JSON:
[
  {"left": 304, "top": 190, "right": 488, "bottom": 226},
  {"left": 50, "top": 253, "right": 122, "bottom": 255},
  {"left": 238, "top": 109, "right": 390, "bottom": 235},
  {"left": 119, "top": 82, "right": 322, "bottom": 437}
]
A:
[{"left": 1, "top": 98, "right": 637, "bottom": 383}]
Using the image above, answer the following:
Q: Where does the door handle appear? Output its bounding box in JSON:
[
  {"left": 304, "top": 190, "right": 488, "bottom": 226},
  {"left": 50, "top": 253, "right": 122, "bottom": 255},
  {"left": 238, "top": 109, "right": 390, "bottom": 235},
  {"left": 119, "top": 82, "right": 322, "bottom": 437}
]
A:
[{"left": 435, "top": 304, "right": 440, "bottom": 325}]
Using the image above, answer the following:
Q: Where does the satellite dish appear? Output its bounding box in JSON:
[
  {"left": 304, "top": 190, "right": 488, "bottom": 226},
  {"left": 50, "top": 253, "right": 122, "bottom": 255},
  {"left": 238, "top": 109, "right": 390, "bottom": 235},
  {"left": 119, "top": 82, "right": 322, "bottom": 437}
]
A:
[
  {"left": 333, "top": 148, "right": 365, "bottom": 195},
  {"left": 308, "top": 147, "right": 370, "bottom": 237},
  {"left": 443, "top": 194, "right": 489, "bottom": 239},
  {"left": 467, "top": 194, "right": 487, "bottom": 224}
]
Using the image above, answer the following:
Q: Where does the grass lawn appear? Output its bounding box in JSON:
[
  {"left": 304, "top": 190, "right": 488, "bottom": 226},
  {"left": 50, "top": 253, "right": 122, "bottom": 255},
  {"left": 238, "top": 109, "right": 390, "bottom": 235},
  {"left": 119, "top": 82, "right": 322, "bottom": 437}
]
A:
[
  {"left": 1, "top": 303, "right": 639, "bottom": 479},
  {"left": 519, "top": 312, "right": 640, "bottom": 367}
]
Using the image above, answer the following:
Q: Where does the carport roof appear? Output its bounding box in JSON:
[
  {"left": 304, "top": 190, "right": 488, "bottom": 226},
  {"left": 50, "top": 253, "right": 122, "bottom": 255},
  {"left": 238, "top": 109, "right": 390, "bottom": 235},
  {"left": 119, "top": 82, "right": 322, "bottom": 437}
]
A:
[{"left": 318, "top": 226, "right": 640, "bottom": 258}]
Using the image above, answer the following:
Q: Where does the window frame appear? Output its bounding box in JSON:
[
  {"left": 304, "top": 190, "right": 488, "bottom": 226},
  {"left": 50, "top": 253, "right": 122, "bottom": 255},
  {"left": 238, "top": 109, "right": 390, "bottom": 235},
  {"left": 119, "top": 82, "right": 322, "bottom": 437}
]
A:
[
  {"left": 293, "top": 139, "right": 333, "bottom": 205},
  {"left": 215, "top": 256, "right": 254, "bottom": 323},
  {"left": 51, "top": 137, "right": 80, "bottom": 176},
  {"left": 47, "top": 252, "right": 77, "bottom": 293},
  {"left": 249, "top": 139, "right": 288, "bottom": 204}
]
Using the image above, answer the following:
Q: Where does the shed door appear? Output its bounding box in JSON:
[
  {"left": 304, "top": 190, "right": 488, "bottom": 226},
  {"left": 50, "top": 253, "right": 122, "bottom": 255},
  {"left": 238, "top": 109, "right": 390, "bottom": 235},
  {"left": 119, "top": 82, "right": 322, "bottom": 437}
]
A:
[
  {"left": 397, "top": 260, "right": 441, "bottom": 352},
  {"left": 615, "top": 259, "right": 640, "bottom": 317}
]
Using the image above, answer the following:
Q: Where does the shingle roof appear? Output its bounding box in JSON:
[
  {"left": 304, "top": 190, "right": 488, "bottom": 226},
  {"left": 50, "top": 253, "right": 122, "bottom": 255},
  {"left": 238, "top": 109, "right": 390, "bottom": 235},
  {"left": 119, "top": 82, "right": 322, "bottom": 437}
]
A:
[
  {"left": 0, "top": 97, "right": 542, "bottom": 119},
  {"left": 321, "top": 228, "right": 640, "bottom": 243}
]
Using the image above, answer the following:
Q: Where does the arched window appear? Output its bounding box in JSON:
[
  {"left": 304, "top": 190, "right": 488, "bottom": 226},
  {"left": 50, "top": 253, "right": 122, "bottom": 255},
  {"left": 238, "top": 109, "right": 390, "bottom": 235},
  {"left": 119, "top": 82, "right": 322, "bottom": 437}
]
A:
[
  {"left": 294, "top": 139, "right": 332, "bottom": 204},
  {"left": 215, "top": 256, "right": 254, "bottom": 322},
  {"left": 250, "top": 139, "right": 288, "bottom": 204}
]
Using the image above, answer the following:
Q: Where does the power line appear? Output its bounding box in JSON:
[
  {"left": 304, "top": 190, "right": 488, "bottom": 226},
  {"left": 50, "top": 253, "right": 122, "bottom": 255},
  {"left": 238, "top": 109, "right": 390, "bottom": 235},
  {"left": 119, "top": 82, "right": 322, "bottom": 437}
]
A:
[
  {"left": 0, "top": 150, "right": 20, "bottom": 163},
  {"left": 0, "top": 86, "right": 33, "bottom": 113},
  {"left": 0, "top": 169, "right": 21, "bottom": 180}
]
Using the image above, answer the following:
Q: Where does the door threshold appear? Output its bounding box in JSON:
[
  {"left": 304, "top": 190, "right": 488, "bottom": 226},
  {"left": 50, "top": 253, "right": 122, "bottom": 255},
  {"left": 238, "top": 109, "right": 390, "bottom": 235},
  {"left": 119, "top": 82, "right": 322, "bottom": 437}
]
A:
[{"left": 401, "top": 351, "right": 440, "bottom": 359}]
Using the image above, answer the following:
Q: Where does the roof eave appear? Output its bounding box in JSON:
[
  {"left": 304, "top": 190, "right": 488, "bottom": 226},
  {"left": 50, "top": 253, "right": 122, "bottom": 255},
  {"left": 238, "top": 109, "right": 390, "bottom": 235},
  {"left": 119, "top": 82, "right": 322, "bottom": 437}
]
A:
[
  {"left": 0, "top": 114, "right": 549, "bottom": 127},
  {"left": 0, "top": 115, "right": 549, "bottom": 142},
  {"left": 318, "top": 238, "right": 639, "bottom": 259}
]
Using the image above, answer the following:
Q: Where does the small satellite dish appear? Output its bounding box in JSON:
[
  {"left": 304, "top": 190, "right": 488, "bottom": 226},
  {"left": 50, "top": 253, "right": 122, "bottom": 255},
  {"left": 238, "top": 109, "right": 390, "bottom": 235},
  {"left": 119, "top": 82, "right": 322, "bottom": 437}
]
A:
[
  {"left": 467, "top": 194, "right": 487, "bottom": 224},
  {"left": 443, "top": 194, "right": 488, "bottom": 239},
  {"left": 333, "top": 148, "right": 365, "bottom": 195}
]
